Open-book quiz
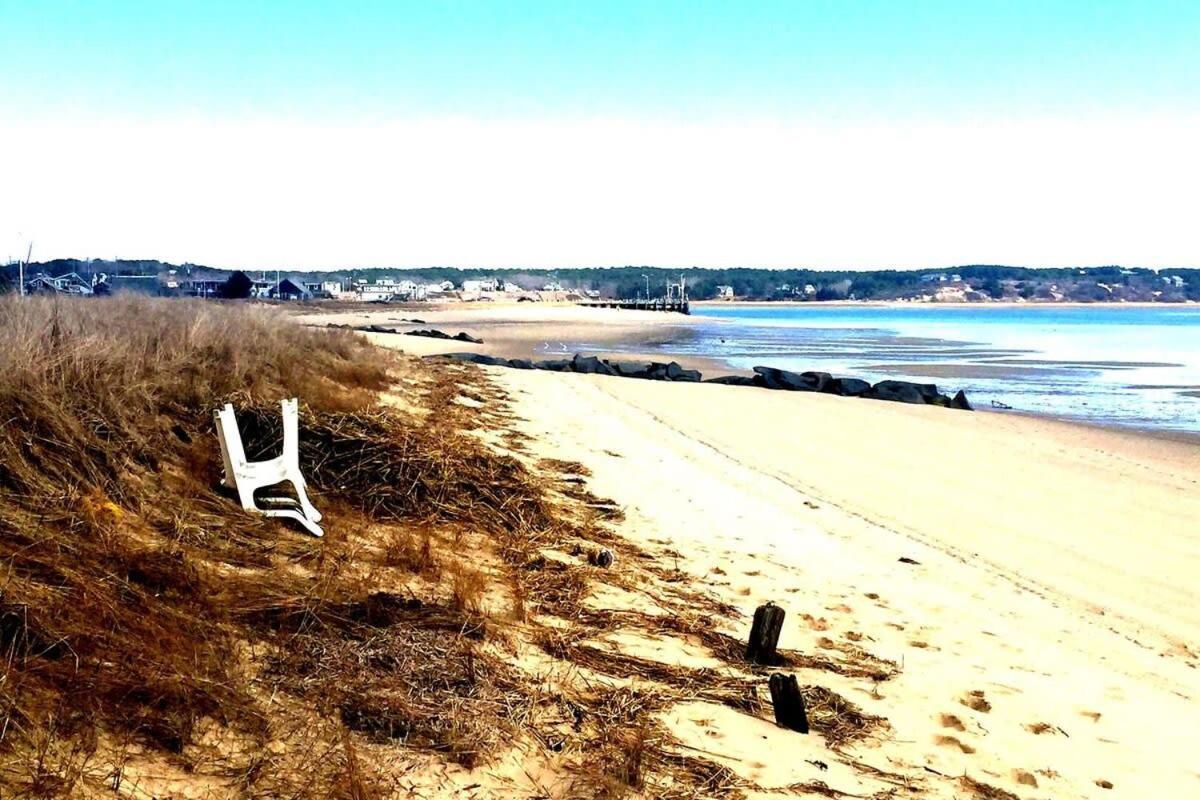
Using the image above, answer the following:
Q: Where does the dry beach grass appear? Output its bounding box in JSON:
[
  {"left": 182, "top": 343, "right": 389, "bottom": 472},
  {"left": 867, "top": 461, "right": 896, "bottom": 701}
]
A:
[{"left": 0, "top": 297, "right": 895, "bottom": 798}]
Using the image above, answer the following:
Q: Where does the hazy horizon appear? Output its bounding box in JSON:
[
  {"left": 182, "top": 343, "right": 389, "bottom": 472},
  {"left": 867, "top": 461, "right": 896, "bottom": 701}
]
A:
[{"left": 3, "top": 2, "right": 1198, "bottom": 269}]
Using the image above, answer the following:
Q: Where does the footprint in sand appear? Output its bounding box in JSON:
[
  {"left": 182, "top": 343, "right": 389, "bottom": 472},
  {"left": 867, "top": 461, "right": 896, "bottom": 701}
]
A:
[
  {"left": 801, "top": 614, "right": 830, "bottom": 631},
  {"left": 934, "top": 734, "right": 976, "bottom": 754},
  {"left": 1013, "top": 770, "right": 1038, "bottom": 787},
  {"left": 960, "top": 690, "right": 992, "bottom": 713},
  {"left": 939, "top": 713, "right": 966, "bottom": 731}
]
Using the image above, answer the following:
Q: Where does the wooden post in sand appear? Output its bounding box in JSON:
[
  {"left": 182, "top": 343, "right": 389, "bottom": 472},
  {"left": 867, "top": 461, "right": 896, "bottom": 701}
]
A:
[
  {"left": 746, "top": 602, "right": 785, "bottom": 664},
  {"left": 768, "top": 673, "right": 809, "bottom": 733}
]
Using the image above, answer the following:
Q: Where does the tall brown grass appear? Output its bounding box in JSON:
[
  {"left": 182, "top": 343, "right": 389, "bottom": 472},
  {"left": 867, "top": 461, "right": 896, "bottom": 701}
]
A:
[{"left": 0, "top": 296, "right": 551, "bottom": 795}]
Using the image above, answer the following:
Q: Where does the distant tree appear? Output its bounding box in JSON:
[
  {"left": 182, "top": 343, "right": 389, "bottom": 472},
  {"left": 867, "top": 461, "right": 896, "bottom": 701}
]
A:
[
  {"left": 978, "top": 278, "right": 1005, "bottom": 299},
  {"left": 219, "top": 271, "right": 253, "bottom": 299}
]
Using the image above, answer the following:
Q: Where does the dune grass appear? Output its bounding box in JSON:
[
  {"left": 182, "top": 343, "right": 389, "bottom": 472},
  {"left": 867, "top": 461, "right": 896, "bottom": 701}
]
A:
[
  {"left": 0, "top": 296, "right": 562, "bottom": 795},
  {"left": 0, "top": 295, "right": 894, "bottom": 799}
]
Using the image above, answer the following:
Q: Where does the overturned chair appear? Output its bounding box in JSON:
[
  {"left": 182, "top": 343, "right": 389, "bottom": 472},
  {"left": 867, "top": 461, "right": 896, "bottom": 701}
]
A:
[{"left": 214, "top": 398, "right": 324, "bottom": 537}]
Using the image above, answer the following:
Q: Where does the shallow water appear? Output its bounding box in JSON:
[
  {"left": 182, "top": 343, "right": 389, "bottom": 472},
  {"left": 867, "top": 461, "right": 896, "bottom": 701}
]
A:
[{"left": 622, "top": 304, "right": 1200, "bottom": 434}]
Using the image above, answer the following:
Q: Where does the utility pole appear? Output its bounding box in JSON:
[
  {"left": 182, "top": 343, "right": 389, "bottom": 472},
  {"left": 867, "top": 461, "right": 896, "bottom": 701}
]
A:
[{"left": 19, "top": 241, "right": 31, "bottom": 297}]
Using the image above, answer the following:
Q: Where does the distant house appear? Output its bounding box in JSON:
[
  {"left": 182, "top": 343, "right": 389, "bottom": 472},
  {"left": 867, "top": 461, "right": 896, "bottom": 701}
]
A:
[
  {"left": 462, "top": 278, "right": 501, "bottom": 293},
  {"left": 356, "top": 284, "right": 393, "bottom": 302},
  {"left": 270, "top": 278, "right": 311, "bottom": 301},
  {"left": 715, "top": 285, "right": 734, "bottom": 300},
  {"left": 25, "top": 272, "right": 92, "bottom": 295}
]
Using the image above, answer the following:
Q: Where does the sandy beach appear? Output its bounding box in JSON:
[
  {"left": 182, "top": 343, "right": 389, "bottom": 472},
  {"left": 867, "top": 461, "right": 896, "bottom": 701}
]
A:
[{"left": 345, "top": 301, "right": 1200, "bottom": 798}]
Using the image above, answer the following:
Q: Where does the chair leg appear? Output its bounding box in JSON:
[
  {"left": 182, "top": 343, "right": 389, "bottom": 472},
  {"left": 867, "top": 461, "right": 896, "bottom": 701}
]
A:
[{"left": 288, "top": 471, "right": 323, "bottom": 523}]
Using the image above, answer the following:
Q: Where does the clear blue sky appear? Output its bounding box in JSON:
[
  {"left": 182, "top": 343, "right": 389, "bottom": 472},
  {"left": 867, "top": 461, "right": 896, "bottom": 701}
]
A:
[
  {"left": 3, "top": 2, "right": 1199, "bottom": 268},
  {"left": 4, "top": 1, "right": 1197, "bottom": 122}
]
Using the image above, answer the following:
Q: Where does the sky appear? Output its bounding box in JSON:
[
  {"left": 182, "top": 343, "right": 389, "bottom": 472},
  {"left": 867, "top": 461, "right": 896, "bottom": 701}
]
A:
[{"left": 1, "top": 1, "right": 1198, "bottom": 269}]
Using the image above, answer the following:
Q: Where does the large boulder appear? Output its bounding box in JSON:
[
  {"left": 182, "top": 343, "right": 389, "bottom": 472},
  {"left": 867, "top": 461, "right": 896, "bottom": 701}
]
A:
[
  {"left": 452, "top": 332, "right": 484, "bottom": 344},
  {"left": 507, "top": 358, "right": 535, "bottom": 370},
  {"left": 665, "top": 362, "right": 702, "bottom": 382},
  {"left": 800, "top": 371, "right": 833, "bottom": 392},
  {"left": 950, "top": 389, "right": 973, "bottom": 411},
  {"left": 434, "top": 352, "right": 510, "bottom": 367},
  {"left": 752, "top": 366, "right": 823, "bottom": 391},
  {"left": 825, "top": 377, "right": 872, "bottom": 397},
  {"left": 607, "top": 361, "right": 655, "bottom": 379},
  {"left": 571, "top": 354, "right": 618, "bottom": 376},
  {"left": 535, "top": 358, "right": 573, "bottom": 372},
  {"left": 865, "top": 379, "right": 943, "bottom": 405}
]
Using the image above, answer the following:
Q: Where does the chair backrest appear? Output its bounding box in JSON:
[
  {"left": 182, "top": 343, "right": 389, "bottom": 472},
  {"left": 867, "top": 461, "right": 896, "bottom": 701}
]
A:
[
  {"left": 280, "top": 398, "right": 300, "bottom": 463},
  {"left": 213, "top": 403, "right": 247, "bottom": 489}
]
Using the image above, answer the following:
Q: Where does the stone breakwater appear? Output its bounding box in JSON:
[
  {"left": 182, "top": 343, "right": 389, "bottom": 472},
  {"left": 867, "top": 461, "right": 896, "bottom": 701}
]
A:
[{"left": 432, "top": 352, "right": 973, "bottom": 410}]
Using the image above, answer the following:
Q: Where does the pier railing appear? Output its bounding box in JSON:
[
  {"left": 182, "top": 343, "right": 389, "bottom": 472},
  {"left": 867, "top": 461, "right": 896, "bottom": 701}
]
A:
[{"left": 576, "top": 298, "right": 690, "bottom": 315}]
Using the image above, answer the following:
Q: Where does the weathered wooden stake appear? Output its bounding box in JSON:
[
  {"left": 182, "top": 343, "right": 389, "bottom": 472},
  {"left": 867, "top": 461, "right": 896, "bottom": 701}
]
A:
[
  {"left": 768, "top": 673, "right": 809, "bottom": 733},
  {"left": 745, "top": 601, "right": 785, "bottom": 664}
]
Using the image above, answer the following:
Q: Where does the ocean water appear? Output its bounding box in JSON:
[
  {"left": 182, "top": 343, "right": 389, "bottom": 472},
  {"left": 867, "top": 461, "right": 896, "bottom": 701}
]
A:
[{"left": 637, "top": 305, "right": 1200, "bottom": 434}]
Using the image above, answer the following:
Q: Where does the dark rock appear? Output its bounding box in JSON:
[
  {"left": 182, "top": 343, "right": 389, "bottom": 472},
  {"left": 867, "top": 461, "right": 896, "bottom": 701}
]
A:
[
  {"left": 507, "top": 358, "right": 535, "bottom": 370},
  {"left": 704, "top": 375, "right": 760, "bottom": 386},
  {"left": 825, "top": 377, "right": 872, "bottom": 397},
  {"left": 752, "top": 366, "right": 821, "bottom": 391},
  {"left": 535, "top": 358, "right": 573, "bottom": 372},
  {"left": 362, "top": 324, "right": 400, "bottom": 334},
  {"left": 452, "top": 332, "right": 484, "bottom": 344},
  {"left": 571, "top": 354, "right": 618, "bottom": 376},
  {"left": 665, "top": 362, "right": 702, "bottom": 382},
  {"left": 800, "top": 371, "right": 833, "bottom": 392},
  {"left": 588, "top": 548, "right": 615, "bottom": 568},
  {"left": 434, "top": 352, "right": 510, "bottom": 366},
  {"left": 607, "top": 360, "right": 654, "bottom": 379},
  {"left": 950, "top": 390, "right": 973, "bottom": 411},
  {"left": 865, "top": 379, "right": 943, "bottom": 405}
]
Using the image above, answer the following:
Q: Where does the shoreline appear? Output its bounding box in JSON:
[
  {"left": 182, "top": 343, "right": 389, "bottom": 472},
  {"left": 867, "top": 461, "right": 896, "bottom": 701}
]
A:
[
  {"left": 483, "top": 366, "right": 1200, "bottom": 798},
  {"left": 297, "top": 302, "right": 1200, "bottom": 444},
  {"left": 342, "top": 314, "right": 1200, "bottom": 797},
  {"left": 693, "top": 299, "right": 1200, "bottom": 308}
]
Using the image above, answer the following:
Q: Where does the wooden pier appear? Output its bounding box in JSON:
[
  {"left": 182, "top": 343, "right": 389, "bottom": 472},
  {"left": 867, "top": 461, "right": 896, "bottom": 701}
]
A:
[{"left": 577, "top": 298, "right": 690, "bottom": 315}]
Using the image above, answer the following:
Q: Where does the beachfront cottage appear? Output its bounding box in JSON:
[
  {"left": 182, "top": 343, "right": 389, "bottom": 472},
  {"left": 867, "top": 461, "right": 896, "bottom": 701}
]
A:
[{"left": 269, "top": 278, "right": 311, "bottom": 301}]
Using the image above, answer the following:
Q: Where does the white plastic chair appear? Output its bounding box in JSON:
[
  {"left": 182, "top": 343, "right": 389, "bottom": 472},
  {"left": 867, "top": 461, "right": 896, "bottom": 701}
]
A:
[{"left": 214, "top": 398, "right": 324, "bottom": 537}]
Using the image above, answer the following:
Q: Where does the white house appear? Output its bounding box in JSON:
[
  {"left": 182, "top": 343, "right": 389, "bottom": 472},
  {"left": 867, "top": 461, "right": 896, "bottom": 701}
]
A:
[
  {"left": 716, "top": 285, "right": 734, "bottom": 300},
  {"left": 462, "top": 278, "right": 501, "bottom": 293}
]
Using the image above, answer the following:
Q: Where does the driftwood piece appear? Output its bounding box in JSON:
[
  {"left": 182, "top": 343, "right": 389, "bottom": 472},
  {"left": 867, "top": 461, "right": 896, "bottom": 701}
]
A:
[
  {"left": 769, "top": 673, "right": 809, "bottom": 733},
  {"left": 746, "top": 601, "right": 785, "bottom": 664}
]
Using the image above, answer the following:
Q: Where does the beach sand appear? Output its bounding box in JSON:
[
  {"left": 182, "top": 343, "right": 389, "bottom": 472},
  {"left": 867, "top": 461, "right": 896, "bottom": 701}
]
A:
[
  {"left": 295, "top": 302, "right": 729, "bottom": 374},
  {"left": 347, "top": 302, "right": 1200, "bottom": 797}
]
